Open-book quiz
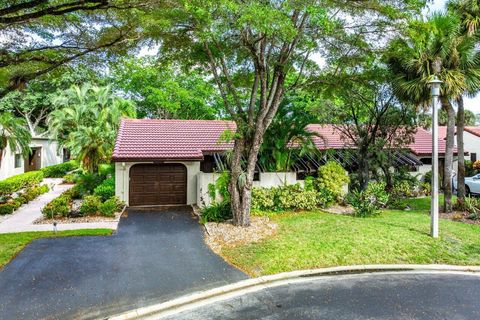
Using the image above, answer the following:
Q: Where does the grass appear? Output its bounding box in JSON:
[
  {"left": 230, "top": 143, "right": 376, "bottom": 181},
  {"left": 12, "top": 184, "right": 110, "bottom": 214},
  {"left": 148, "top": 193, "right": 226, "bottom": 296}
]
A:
[
  {"left": 0, "top": 229, "right": 112, "bottom": 268},
  {"left": 222, "top": 207, "right": 480, "bottom": 276}
]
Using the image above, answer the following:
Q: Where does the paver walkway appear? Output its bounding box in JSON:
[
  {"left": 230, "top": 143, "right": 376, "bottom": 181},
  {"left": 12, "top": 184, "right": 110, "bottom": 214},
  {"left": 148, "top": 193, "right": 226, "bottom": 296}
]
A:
[{"left": 0, "top": 178, "right": 118, "bottom": 234}]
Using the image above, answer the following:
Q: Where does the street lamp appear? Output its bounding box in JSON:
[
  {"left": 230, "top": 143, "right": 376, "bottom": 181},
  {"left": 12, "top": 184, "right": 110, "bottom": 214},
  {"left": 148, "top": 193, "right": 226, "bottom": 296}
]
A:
[{"left": 428, "top": 76, "right": 442, "bottom": 238}]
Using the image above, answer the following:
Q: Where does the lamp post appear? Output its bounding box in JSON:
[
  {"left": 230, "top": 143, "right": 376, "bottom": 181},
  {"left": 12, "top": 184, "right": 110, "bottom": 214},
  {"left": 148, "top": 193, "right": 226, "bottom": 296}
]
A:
[{"left": 428, "top": 77, "right": 442, "bottom": 238}]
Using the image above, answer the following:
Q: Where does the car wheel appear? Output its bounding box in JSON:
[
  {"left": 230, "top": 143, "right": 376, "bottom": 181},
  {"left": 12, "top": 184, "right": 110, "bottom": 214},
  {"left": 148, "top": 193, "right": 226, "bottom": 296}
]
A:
[{"left": 466, "top": 185, "right": 471, "bottom": 196}]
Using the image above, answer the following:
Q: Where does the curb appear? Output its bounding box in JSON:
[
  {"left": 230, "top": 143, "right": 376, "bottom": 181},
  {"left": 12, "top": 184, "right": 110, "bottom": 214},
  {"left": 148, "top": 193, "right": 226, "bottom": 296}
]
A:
[{"left": 104, "top": 264, "right": 480, "bottom": 320}]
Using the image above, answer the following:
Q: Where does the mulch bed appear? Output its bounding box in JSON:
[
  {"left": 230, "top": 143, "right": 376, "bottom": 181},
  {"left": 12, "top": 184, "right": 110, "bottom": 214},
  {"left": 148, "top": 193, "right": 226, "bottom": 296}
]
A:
[
  {"left": 440, "top": 211, "right": 480, "bottom": 225},
  {"left": 203, "top": 216, "right": 278, "bottom": 255},
  {"left": 35, "top": 208, "right": 125, "bottom": 225}
]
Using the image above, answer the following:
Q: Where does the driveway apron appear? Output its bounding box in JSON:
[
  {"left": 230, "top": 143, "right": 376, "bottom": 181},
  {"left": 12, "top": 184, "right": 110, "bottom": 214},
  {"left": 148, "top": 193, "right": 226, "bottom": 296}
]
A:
[{"left": 0, "top": 208, "right": 247, "bottom": 320}]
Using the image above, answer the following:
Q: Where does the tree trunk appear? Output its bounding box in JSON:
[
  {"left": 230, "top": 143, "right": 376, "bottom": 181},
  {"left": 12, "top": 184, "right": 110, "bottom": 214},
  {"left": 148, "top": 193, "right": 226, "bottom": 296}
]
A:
[
  {"left": 358, "top": 151, "right": 370, "bottom": 190},
  {"left": 442, "top": 96, "right": 455, "bottom": 213},
  {"left": 381, "top": 164, "right": 393, "bottom": 191},
  {"left": 456, "top": 95, "right": 466, "bottom": 206}
]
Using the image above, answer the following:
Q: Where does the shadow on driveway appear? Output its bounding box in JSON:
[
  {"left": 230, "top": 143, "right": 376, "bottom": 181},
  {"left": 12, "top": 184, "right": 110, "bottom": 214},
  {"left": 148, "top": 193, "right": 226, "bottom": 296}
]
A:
[{"left": 0, "top": 208, "right": 247, "bottom": 320}]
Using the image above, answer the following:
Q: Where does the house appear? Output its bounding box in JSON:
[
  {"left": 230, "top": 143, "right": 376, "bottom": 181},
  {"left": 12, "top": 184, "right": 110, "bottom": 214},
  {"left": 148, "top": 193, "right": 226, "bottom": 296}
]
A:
[
  {"left": 112, "top": 119, "right": 316, "bottom": 207},
  {"left": 0, "top": 136, "right": 65, "bottom": 180},
  {"left": 306, "top": 124, "right": 457, "bottom": 179},
  {"left": 439, "top": 126, "right": 480, "bottom": 163}
]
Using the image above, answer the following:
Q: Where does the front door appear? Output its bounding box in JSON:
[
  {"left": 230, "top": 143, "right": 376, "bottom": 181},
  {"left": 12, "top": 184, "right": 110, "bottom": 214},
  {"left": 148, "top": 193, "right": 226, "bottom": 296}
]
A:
[{"left": 25, "top": 148, "right": 42, "bottom": 172}]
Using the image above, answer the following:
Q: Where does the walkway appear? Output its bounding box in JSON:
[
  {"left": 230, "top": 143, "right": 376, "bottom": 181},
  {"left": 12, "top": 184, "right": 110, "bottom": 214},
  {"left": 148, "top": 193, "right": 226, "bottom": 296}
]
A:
[{"left": 0, "top": 178, "right": 118, "bottom": 234}]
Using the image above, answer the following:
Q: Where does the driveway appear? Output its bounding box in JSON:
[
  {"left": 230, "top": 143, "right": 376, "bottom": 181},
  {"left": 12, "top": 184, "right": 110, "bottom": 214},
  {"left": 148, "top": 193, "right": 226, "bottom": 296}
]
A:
[
  {"left": 0, "top": 208, "right": 247, "bottom": 320},
  {"left": 162, "top": 272, "right": 480, "bottom": 320}
]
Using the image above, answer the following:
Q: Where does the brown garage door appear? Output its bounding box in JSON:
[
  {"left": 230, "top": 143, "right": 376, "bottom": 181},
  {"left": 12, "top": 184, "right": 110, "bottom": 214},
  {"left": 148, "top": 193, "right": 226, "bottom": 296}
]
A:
[{"left": 129, "top": 164, "right": 187, "bottom": 206}]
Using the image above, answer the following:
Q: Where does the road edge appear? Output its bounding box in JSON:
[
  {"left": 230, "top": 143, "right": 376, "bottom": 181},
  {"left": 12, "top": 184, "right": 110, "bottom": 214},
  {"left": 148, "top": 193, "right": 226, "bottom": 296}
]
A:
[{"left": 105, "top": 264, "right": 480, "bottom": 320}]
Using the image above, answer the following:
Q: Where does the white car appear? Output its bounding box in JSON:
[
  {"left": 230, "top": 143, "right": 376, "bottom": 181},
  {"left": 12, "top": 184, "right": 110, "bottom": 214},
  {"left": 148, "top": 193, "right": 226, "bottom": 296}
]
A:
[{"left": 465, "top": 174, "right": 480, "bottom": 195}]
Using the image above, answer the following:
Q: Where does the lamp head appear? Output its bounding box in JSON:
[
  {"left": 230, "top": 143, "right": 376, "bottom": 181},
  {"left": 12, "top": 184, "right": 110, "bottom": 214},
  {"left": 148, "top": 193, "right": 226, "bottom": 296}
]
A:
[{"left": 428, "top": 77, "right": 442, "bottom": 96}]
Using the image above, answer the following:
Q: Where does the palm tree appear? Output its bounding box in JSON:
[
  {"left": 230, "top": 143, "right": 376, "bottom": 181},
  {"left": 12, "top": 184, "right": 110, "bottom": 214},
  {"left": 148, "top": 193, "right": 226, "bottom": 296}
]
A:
[
  {"left": 48, "top": 84, "right": 136, "bottom": 172},
  {"left": 387, "top": 13, "right": 480, "bottom": 212},
  {"left": 447, "top": 0, "right": 480, "bottom": 206},
  {"left": 0, "top": 113, "right": 31, "bottom": 164}
]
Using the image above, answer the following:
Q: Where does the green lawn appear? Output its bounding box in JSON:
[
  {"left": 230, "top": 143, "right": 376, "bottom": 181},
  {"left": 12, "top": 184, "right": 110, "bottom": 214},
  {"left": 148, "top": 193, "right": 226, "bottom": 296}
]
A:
[
  {"left": 0, "top": 229, "right": 112, "bottom": 268},
  {"left": 223, "top": 208, "right": 480, "bottom": 276}
]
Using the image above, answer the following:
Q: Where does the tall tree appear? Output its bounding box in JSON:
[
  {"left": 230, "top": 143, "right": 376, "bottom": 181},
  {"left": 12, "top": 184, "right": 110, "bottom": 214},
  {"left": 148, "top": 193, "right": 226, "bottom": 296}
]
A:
[
  {"left": 0, "top": 113, "right": 31, "bottom": 165},
  {"left": 111, "top": 58, "right": 221, "bottom": 119},
  {"left": 0, "top": 0, "right": 143, "bottom": 98},
  {"left": 142, "top": 0, "right": 425, "bottom": 226},
  {"left": 447, "top": 0, "right": 480, "bottom": 206},
  {"left": 387, "top": 13, "right": 480, "bottom": 212}
]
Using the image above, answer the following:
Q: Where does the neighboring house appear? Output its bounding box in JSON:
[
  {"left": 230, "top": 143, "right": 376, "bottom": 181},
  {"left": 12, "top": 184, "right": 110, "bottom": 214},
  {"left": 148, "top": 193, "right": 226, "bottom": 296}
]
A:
[
  {"left": 0, "top": 137, "right": 65, "bottom": 180},
  {"left": 307, "top": 125, "right": 457, "bottom": 179},
  {"left": 439, "top": 126, "right": 480, "bottom": 163}
]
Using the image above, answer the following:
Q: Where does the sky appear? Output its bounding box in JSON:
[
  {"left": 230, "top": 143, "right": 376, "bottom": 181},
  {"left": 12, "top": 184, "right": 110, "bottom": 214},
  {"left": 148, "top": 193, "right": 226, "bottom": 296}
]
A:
[{"left": 427, "top": 0, "right": 480, "bottom": 114}]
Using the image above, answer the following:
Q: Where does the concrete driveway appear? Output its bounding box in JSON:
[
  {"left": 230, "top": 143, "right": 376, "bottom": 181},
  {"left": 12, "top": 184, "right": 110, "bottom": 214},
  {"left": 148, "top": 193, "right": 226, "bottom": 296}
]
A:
[
  {"left": 162, "top": 272, "right": 480, "bottom": 320},
  {"left": 0, "top": 208, "right": 247, "bottom": 320}
]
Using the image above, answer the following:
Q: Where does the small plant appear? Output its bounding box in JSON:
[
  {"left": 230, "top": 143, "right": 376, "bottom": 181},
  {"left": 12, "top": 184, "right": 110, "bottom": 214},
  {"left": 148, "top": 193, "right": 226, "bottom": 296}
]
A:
[
  {"left": 349, "top": 182, "right": 389, "bottom": 217},
  {"left": 42, "top": 192, "right": 72, "bottom": 218},
  {"left": 75, "top": 173, "right": 104, "bottom": 197},
  {"left": 63, "top": 173, "right": 76, "bottom": 184},
  {"left": 200, "top": 200, "right": 232, "bottom": 223},
  {"left": 0, "top": 203, "right": 16, "bottom": 215},
  {"left": 99, "top": 196, "right": 123, "bottom": 217},
  {"left": 80, "top": 195, "right": 102, "bottom": 216},
  {"left": 93, "top": 177, "right": 115, "bottom": 201}
]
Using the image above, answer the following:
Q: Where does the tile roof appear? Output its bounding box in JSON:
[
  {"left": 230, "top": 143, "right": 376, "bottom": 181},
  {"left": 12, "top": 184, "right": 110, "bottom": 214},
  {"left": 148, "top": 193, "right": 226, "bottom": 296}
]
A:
[
  {"left": 465, "top": 126, "right": 480, "bottom": 137},
  {"left": 307, "top": 124, "right": 456, "bottom": 156},
  {"left": 111, "top": 119, "right": 236, "bottom": 161}
]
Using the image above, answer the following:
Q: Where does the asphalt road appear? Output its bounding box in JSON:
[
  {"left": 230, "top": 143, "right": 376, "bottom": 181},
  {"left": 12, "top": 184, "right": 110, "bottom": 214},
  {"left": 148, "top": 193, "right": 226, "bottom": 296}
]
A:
[
  {"left": 0, "top": 208, "right": 246, "bottom": 320},
  {"left": 162, "top": 272, "right": 480, "bottom": 320}
]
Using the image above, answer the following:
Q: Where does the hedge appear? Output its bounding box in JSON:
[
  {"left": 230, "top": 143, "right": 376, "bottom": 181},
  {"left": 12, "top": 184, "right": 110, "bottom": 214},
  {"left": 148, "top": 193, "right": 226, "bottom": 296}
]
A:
[
  {"left": 41, "top": 160, "right": 78, "bottom": 178},
  {"left": 0, "top": 171, "right": 44, "bottom": 196}
]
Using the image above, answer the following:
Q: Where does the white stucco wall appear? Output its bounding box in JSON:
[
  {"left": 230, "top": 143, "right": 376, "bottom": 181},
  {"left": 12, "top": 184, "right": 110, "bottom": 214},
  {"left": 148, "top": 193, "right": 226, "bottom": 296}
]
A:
[
  {"left": 463, "top": 131, "right": 480, "bottom": 161},
  {"left": 198, "top": 172, "right": 308, "bottom": 208},
  {"left": 0, "top": 138, "right": 63, "bottom": 181},
  {"left": 115, "top": 161, "right": 200, "bottom": 206}
]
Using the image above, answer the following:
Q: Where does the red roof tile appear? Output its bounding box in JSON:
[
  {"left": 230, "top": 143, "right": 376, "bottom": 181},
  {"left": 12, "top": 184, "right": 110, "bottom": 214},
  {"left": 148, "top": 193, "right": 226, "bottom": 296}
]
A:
[
  {"left": 465, "top": 126, "right": 480, "bottom": 137},
  {"left": 307, "top": 125, "right": 456, "bottom": 156},
  {"left": 112, "top": 119, "right": 236, "bottom": 161}
]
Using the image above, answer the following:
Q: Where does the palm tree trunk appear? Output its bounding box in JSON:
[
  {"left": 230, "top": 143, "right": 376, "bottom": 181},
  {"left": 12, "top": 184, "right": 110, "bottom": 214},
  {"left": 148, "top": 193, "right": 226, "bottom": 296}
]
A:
[
  {"left": 456, "top": 96, "right": 466, "bottom": 206},
  {"left": 442, "top": 96, "right": 455, "bottom": 213}
]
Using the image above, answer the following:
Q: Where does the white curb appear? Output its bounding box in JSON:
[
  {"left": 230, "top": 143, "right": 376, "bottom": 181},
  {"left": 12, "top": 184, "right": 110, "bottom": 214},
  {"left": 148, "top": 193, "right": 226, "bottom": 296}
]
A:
[{"left": 104, "top": 264, "right": 480, "bottom": 320}]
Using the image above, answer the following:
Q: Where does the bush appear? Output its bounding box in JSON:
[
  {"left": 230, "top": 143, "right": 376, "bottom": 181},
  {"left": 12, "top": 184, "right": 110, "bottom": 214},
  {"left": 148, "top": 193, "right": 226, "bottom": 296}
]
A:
[
  {"left": 42, "top": 192, "right": 71, "bottom": 218},
  {"left": 99, "top": 196, "right": 124, "bottom": 217},
  {"left": 63, "top": 173, "right": 76, "bottom": 184},
  {"left": 0, "top": 171, "right": 44, "bottom": 196},
  {"left": 98, "top": 163, "right": 115, "bottom": 178},
  {"left": 75, "top": 173, "right": 104, "bottom": 197},
  {"left": 315, "top": 161, "right": 349, "bottom": 201},
  {"left": 41, "top": 160, "right": 78, "bottom": 178},
  {"left": 348, "top": 182, "right": 389, "bottom": 217},
  {"left": 93, "top": 177, "right": 115, "bottom": 201},
  {"left": 0, "top": 203, "right": 16, "bottom": 215},
  {"left": 252, "top": 184, "right": 322, "bottom": 212},
  {"left": 200, "top": 200, "right": 232, "bottom": 223},
  {"left": 80, "top": 195, "right": 102, "bottom": 216},
  {"left": 23, "top": 184, "right": 49, "bottom": 202},
  {"left": 456, "top": 196, "right": 480, "bottom": 220}
]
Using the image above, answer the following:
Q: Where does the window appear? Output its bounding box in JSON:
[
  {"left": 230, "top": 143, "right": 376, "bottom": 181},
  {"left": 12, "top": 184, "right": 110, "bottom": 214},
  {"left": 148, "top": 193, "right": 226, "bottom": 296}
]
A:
[
  {"left": 14, "top": 154, "right": 22, "bottom": 168},
  {"left": 471, "top": 153, "right": 477, "bottom": 163}
]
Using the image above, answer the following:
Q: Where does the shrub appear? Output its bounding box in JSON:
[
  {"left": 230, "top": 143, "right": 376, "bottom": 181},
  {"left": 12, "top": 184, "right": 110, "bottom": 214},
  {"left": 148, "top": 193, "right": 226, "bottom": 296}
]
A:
[
  {"left": 42, "top": 192, "right": 71, "bottom": 218},
  {"left": 23, "top": 184, "right": 49, "bottom": 202},
  {"left": 98, "top": 163, "right": 115, "bottom": 177},
  {"left": 0, "top": 203, "right": 16, "bottom": 215},
  {"left": 98, "top": 196, "right": 124, "bottom": 217},
  {"left": 252, "top": 184, "right": 322, "bottom": 212},
  {"left": 473, "top": 160, "right": 480, "bottom": 170},
  {"left": 75, "top": 173, "right": 104, "bottom": 197},
  {"left": 200, "top": 200, "right": 232, "bottom": 223},
  {"left": 80, "top": 195, "right": 102, "bottom": 216},
  {"left": 63, "top": 173, "right": 76, "bottom": 184},
  {"left": 315, "top": 161, "right": 349, "bottom": 201},
  {"left": 41, "top": 160, "right": 78, "bottom": 178},
  {"left": 93, "top": 177, "right": 115, "bottom": 201},
  {"left": 252, "top": 187, "right": 276, "bottom": 211},
  {"left": 348, "top": 182, "right": 389, "bottom": 217},
  {"left": 0, "top": 171, "right": 44, "bottom": 196}
]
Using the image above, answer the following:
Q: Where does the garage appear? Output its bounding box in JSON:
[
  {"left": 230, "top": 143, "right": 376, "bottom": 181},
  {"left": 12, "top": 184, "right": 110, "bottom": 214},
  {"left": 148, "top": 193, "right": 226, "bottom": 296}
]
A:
[{"left": 129, "top": 164, "right": 187, "bottom": 206}]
